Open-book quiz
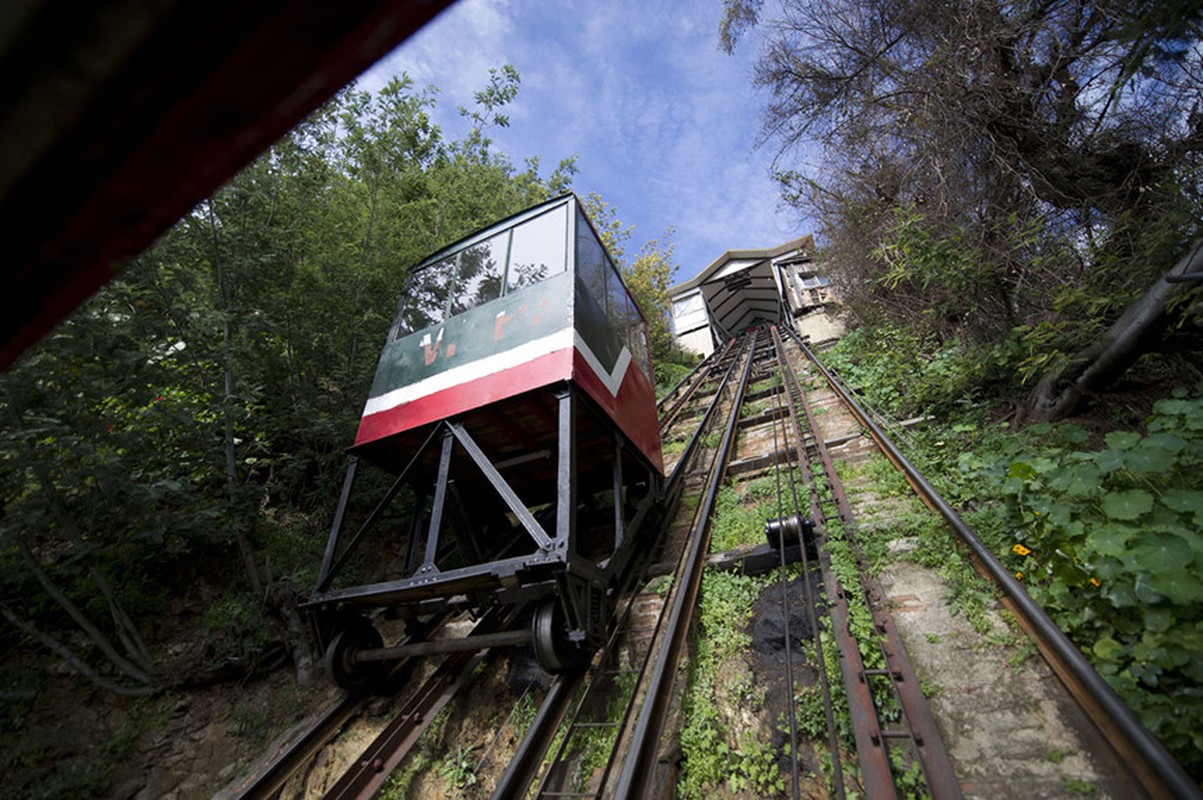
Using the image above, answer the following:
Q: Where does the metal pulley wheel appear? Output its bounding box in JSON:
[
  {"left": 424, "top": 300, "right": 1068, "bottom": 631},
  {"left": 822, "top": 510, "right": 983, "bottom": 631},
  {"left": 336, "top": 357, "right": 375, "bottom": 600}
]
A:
[{"left": 764, "top": 513, "right": 814, "bottom": 548}]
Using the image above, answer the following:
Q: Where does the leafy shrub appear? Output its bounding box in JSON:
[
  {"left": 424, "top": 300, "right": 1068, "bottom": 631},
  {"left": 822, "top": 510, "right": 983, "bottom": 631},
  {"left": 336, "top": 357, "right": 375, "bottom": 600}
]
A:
[
  {"left": 823, "top": 320, "right": 1203, "bottom": 775},
  {"left": 823, "top": 325, "right": 1010, "bottom": 420},
  {"left": 655, "top": 360, "right": 694, "bottom": 399},
  {"left": 200, "top": 594, "right": 273, "bottom": 668},
  {"left": 998, "top": 387, "right": 1203, "bottom": 773},
  {"left": 708, "top": 485, "right": 769, "bottom": 552}
]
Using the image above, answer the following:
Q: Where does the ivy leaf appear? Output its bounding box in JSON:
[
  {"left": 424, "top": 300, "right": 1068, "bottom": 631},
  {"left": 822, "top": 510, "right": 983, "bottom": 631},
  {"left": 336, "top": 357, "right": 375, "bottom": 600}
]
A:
[
  {"left": 1130, "top": 532, "right": 1193, "bottom": 573},
  {"left": 1093, "top": 636, "right": 1125, "bottom": 662},
  {"left": 1125, "top": 435, "right": 1184, "bottom": 474},
  {"left": 1086, "top": 524, "right": 1134, "bottom": 557},
  {"left": 1103, "top": 580, "right": 1137, "bottom": 608},
  {"left": 1048, "top": 501, "right": 1075, "bottom": 525},
  {"left": 1104, "top": 431, "right": 1141, "bottom": 450},
  {"left": 1059, "top": 425, "right": 1089, "bottom": 445},
  {"left": 1101, "top": 489, "right": 1154, "bottom": 520},
  {"left": 1134, "top": 574, "right": 1166, "bottom": 604},
  {"left": 1144, "top": 607, "right": 1174, "bottom": 633},
  {"left": 1161, "top": 489, "right": 1203, "bottom": 518},
  {"left": 1066, "top": 465, "right": 1102, "bottom": 496},
  {"left": 1147, "top": 570, "right": 1203, "bottom": 604},
  {"left": 1007, "top": 461, "right": 1037, "bottom": 480},
  {"left": 1145, "top": 432, "right": 1187, "bottom": 454},
  {"left": 1129, "top": 661, "right": 1161, "bottom": 688},
  {"left": 1096, "top": 448, "right": 1125, "bottom": 474}
]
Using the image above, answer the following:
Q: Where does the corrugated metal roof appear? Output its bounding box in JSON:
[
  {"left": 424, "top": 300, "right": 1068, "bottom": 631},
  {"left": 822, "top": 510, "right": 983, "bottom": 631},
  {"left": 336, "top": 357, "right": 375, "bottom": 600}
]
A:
[{"left": 669, "top": 234, "right": 814, "bottom": 339}]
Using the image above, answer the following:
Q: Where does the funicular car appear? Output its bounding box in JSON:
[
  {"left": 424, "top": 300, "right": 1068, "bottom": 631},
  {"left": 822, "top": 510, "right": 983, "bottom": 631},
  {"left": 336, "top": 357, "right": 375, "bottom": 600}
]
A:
[{"left": 304, "top": 194, "right": 664, "bottom": 683}]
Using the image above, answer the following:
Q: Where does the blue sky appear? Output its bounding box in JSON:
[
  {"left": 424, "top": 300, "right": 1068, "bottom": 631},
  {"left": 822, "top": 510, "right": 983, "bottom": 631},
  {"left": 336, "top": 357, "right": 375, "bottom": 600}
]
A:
[{"left": 359, "top": 0, "right": 815, "bottom": 285}]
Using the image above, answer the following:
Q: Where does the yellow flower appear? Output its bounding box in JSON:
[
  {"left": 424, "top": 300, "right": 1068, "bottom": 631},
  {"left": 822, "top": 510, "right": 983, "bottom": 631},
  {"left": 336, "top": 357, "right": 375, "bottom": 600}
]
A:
[
  {"left": 1090, "top": 577, "right": 1100, "bottom": 587},
  {"left": 1015, "top": 572, "right": 1024, "bottom": 580},
  {"left": 1012, "top": 544, "right": 1032, "bottom": 557}
]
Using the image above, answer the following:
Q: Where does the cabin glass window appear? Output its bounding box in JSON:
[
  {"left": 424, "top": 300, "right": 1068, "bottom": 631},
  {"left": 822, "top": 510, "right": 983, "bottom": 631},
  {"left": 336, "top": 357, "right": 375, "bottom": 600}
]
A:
[
  {"left": 449, "top": 231, "right": 508, "bottom": 315},
  {"left": 606, "top": 260, "right": 629, "bottom": 335},
  {"left": 507, "top": 204, "right": 568, "bottom": 293},
  {"left": 575, "top": 207, "right": 609, "bottom": 311},
  {"left": 627, "top": 295, "right": 651, "bottom": 378},
  {"left": 398, "top": 254, "right": 455, "bottom": 333}
]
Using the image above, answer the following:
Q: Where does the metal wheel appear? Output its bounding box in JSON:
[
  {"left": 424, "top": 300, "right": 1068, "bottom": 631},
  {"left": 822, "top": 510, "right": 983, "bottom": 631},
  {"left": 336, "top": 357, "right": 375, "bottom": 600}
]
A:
[
  {"left": 324, "top": 618, "right": 385, "bottom": 690},
  {"left": 531, "top": 600, "right": 583, "bottom": 674}
]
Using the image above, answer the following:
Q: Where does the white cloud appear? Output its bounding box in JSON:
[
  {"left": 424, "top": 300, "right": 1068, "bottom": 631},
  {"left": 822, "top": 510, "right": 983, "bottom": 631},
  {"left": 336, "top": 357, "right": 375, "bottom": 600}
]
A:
[{"left": 357, "top": 0, "right": 813, "bottom": 280}]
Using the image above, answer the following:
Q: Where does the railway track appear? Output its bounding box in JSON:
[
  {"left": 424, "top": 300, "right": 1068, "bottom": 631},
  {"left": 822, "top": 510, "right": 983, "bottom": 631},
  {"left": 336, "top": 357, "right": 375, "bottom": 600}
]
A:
[{"left": 229, "top": 324, "right": 1200, "bottom": 799}]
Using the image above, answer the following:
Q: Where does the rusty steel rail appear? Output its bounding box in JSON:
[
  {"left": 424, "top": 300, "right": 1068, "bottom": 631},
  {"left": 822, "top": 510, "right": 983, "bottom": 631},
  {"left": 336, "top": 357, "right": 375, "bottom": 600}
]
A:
[
  {"left": 492, "top": 333, "right": 755, "bottom": 800},
  {"left": 324, "top": 607, "right": 511, "bottom": 799},
  {"left": 612, "top": 331, "right": 758, "bottom": 798},
  {"left": 785, "top": 326, "right": 1201, "bottom": 800},
  {"left": 769, "top": 327, "right": 852, "bottom": 798},
  {"left": 233, "top": 691, "right": 371, "bottom": 800},
  {"left": 658, "top": 337, "right": 737, "bottom": 434},
  {"left": 232, "top": 614, "right": 453, "bottom": 800},
  {"left": 775, "top": 326, "right": 962, "bottom": 800}
]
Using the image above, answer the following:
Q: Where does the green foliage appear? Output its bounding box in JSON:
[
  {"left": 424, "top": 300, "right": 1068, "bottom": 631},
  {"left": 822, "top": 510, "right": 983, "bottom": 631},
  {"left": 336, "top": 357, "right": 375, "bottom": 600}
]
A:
[
  {"left": 823, "top": 324, "right": 1014, "bottom": 420},
  {"left": 793, "top": 632, "right": 854, "bottom": 788},
  {"left": 678, "top": 570, "right": 781, "bottom": 799},
  {"left": 436, "top": 745, "right": 478, "bottom": 792},
  {"left": 1063, "top": 777, "right": 1096, "bottom": 795},
  {"left": 728, "top": 733, "right": 786, "bottom": 795},
  {"left": 200, "top": 594, "right": 273, "bottom": 669},
  {"left": 0, "top": 66, "right": 590, "bottom": 690},
  {"left": 655, "top": 360, "right": 695, "bottom": 400},
  {"left": 818, "top": 315, "right": 1203, "bottom": 777},
  {"left": 737, "top": 0, "right": 1203, "bottom": 390},
  {"left": 873, "top": 207, "right": 976, "bottom": 295},
  {"left": 708, "top": 485, "right": 769, "bottom": 553},
  {"left": 0, "top": 665, "right": 42, "bottom": 733},
  {"left": 994, "top": 388, "right": 1203, "bottom": 773},
  {"left": 511, "top": 691, "right": 537, "bottom": 733},
  {"left": 1045, "top": 747, "right": 1074, "bottom": 764},
  {"left": 625, "top": 230, "right": 680, "bottom": 364}
]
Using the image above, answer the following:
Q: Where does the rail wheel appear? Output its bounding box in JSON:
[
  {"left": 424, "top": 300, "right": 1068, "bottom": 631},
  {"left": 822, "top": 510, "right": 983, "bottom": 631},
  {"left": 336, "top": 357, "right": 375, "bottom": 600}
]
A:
[
  {"left": 531, "top": 600, "right": 584, "bottom": 673},
  {"left": 324, "top": 618, "right": 385, "bottom": 690}
]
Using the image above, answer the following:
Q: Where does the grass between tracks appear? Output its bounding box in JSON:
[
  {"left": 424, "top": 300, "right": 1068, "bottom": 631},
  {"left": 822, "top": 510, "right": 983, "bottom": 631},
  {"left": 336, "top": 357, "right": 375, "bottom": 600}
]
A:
[
  {"left": 678, "top": 568, "right": 787, "bottom": 799},
  {"left": 677, "top": 477, "right": 792, "bottom": 798}
]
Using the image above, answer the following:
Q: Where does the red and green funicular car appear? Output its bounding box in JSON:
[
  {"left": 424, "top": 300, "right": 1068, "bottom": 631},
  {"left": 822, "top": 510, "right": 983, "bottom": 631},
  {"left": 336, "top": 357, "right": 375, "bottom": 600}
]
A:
[{"left": 308, "top": 194, "right": 665, "bottom": 680}]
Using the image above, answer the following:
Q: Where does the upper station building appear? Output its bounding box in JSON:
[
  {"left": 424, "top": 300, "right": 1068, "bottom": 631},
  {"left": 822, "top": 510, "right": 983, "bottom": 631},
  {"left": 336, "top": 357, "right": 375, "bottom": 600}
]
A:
[{"left": 668, "top": 234, "right": 844, "bottom": 357}]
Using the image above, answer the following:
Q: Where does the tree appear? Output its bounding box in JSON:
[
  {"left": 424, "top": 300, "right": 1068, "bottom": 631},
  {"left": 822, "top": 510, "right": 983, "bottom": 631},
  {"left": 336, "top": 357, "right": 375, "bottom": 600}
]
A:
[
  {"left": 724, "top": 0, "right": 1203, "bottom": 414},
  {"left": 626, "top": 230, "right": 679, "bottom": 360},
  {"left": 580, "top": 191, "right": 634, "bottom": 264},
  {"left": 0, "top": 66, "right": 580, "bottom": 691},
  {"left": 1023, "top": 239, "right": 1203, "bottom": 422}
]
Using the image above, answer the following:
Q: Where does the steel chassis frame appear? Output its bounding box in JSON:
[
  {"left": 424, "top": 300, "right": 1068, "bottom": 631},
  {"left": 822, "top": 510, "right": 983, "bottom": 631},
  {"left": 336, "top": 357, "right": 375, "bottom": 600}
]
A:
[{"left": 304, "top": 384, "right": 662, "bottom": 662}]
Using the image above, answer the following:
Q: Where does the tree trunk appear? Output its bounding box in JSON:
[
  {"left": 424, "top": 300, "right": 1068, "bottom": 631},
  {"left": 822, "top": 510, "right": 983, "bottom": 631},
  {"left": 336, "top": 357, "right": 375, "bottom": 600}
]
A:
[
  {"left": 207, "top": 200, "right": 263, "bottom": 596},
  {"left": 2, "top": 607, "right": 156, "bottom": 696},
  {"left": 13, "top": 538, "right": 157, "bottom": 687},
  {"left": 1022, "top": 240, "right": 1203, "bottom": 423}
]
